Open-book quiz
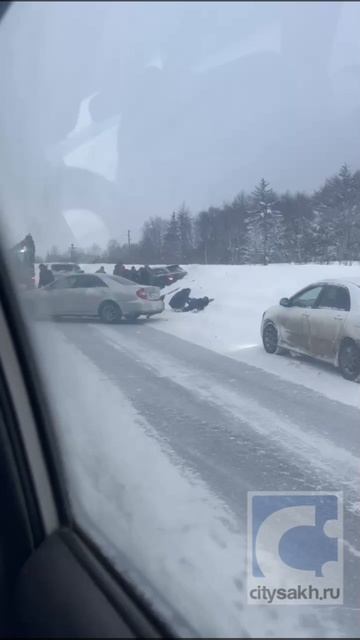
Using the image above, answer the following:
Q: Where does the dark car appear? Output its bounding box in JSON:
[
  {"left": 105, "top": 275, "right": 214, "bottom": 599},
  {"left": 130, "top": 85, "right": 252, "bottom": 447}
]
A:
[
  {"left": 149, "top": 265, "right": 187, "bottom": 289},
  {"left": 148, "top": 267, "right": 173, "bottom": 288},
  {"left": 50, "top": 263, "right": 85, "bottom": 277},
  {"left": 166, "top": 264, "right": 187, "bottom": 282}
]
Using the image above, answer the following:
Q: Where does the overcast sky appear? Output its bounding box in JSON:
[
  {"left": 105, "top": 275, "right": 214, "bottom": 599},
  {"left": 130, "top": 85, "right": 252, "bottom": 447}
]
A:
[{"left": 1, "top": 1, "right": 360, "bottom": 254}]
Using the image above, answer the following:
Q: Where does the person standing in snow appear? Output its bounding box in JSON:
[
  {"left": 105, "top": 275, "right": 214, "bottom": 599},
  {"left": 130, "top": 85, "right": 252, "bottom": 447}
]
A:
[
  {"left": 38, "top": 264, "right": 55, "bottom": 288},
  {"left": 113, "top": 262, "right": 124, "bottom": 276},
  {"left": 138, "top": 265, "right": 152, "bottom": 285},
  {"left": 129, "top": 266, "right": 139, "bottom": 282}
]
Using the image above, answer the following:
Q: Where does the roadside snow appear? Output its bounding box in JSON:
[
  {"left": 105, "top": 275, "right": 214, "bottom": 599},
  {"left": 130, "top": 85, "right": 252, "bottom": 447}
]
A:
[{"left": 151, "top": 264, "right": 360, "bottom": 409}]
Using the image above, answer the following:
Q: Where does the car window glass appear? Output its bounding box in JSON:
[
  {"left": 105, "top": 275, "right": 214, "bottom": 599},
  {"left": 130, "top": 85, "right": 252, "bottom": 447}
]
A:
[
  {"left": 291, "top": 286, "right": 323, "bottom": 308},
  {"left": 317, "top": 285, "right": 351, "bottom": 311},
  {"left": 108, "top": 275, "right": 135, "bottom": 286},
  {"left": 73, "top": 275, "right": 107, "bottom": 288},
  {"left": 48, "top": 276, "right": 78, "bottom": 290}
]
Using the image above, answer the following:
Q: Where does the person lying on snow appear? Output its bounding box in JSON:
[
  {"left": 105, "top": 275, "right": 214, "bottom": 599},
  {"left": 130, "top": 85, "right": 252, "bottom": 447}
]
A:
[
  {"left": 184, "top": 296, "right": 213, "bottom": 312},
  {"left": 169, "top": 288, "right": 214, "bottom": 312}
]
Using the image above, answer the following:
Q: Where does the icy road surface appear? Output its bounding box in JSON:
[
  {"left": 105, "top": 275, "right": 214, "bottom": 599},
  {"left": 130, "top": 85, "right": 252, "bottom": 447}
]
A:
[{"left": 36, "top": 317, "right": 360, "bottom": 638}]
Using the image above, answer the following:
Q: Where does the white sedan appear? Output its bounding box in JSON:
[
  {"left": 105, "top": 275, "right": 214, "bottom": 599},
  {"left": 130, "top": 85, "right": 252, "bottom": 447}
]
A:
[
  {"left": 22, "top": 273, "right": 164, "bottom": 323},
  {"left": 261, "top": 278, "right": 360, "bottom": 380}
]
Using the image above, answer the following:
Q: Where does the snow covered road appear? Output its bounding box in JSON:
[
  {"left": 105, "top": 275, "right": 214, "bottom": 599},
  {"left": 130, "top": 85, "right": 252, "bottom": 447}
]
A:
[{"left": 42, "top": 317, "right": 360, "bottom": 637}]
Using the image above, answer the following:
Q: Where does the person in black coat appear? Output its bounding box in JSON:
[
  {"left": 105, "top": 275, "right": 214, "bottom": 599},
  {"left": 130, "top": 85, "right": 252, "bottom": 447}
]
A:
[
  {"left": 38, "top": 264, "right": 55, "bottom": 288},
  {"left": 113, "top": 262, "right": 124, "bottom": 276},
  {"left": 169, "top": 288, "right": 191, "bottom": 310},
  {"left": 138, "top": 265, "right": 152, "bottom": 285},
  {"left": 183, "top": 296, "right": 213, "bottom": 312},
  {"left": 129, "top": 266, "right": 139, "bottom": 282}
]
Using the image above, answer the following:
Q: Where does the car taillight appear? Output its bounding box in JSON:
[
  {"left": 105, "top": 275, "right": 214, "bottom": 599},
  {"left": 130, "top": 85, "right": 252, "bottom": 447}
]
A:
[{"left": 136, "top": 288, "right": 148, "bottom": 300}]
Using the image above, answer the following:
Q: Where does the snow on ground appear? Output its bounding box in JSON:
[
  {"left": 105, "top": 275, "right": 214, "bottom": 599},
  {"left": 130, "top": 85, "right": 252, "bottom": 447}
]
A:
[
  {"left": 31, "top": 323, "right": 320, "bottom": 639},
  {"left": 38, "top": 262, "right": 360, "bottom": 407},
  {"left": 151, "top": 263, "right": 360, "bottom": 409},
  {"left": 97, "top": 324, "right": 360, "bottom": 503}
]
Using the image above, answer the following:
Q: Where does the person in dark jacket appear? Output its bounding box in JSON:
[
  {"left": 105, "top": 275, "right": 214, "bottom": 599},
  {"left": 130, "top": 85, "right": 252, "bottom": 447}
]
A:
[
  {"left": 138, "top": 265, "right": 152, "bottom": 285},
  {"left": 38, "top": 264, "right": 55, "bottom": 288},
  {"left": 129, "top": 266, "right": 139, "bottom": 282},
  {"left": 183, "top": 296, "right": 213, "bottom": 312},
  {"left": 113, "top": 262, "right": 124, "bottom": 276},
  {"left": 169, "top": 288, "right": 191, "bottom": 310}
]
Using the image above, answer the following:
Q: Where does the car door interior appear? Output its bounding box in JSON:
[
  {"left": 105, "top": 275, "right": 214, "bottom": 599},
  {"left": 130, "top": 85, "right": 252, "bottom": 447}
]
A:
[{"left": 0, "top": 252, "right": 170, "bottom": 636}]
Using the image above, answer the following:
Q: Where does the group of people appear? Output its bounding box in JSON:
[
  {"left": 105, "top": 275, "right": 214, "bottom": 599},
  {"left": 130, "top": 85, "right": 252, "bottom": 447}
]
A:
[{"left": 96, "top": 263, "right": 154, "bottom": 285}]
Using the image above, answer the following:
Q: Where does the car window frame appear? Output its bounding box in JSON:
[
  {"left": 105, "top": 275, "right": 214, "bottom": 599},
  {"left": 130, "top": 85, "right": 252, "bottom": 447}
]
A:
[
  {"left": 71, "top": 275, "right": 108, "bottom": 289},
  {"left": 289, "top": 285, "right": 324, "bottom": 309},
  {"left": 315, "top": 284, "right": 351, "bottom": 312},
  {"left": 45, "top": 276, "right": 79, "bottom": 290}
]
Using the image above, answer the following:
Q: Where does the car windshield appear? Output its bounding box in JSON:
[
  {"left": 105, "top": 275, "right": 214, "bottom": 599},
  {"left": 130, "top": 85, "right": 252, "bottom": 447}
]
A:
[{"left": 0, "top": 2, "right": 359, "bottom": 638}]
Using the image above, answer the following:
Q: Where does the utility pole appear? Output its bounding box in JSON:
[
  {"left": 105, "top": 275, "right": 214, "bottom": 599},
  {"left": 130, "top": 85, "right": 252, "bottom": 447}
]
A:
[
  {"left": 70, "top": 243, "right": 77, "bottom": 262},
  {"left": 127, "top": 230, "right": 131, "bottom": 249}
]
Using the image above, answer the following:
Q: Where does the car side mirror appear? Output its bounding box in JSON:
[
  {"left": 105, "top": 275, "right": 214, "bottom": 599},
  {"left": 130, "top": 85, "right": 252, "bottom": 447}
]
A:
[{"left": 280, "top": 297, "right": 291, "bottom": 307}]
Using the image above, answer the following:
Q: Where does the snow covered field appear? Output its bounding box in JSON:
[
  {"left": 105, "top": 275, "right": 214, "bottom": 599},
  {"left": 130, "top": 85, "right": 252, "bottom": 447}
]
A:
[{"left": 71, "top": 262, "right": 360, "bottom": 408}]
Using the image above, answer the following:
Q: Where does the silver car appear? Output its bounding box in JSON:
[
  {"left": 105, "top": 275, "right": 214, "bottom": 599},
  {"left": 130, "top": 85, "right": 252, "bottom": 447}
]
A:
[
  {"left": 261, "top": 278, "right": 360, "bottom": 380},
  {"left": 22, "top": 273, "right": 164, "bottom": 323}
]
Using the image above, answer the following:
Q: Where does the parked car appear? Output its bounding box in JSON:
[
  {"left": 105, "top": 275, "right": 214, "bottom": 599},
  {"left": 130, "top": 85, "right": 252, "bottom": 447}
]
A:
[
  {"left": 50, "top": 263, "right": 85, "bottom": 277},
  {"left": 22, "top": 273, "right": 164, "bottom": 323},
  {"left": 149, "top": 265, "right": 188, "bottom": 288},
  {"left": 165, "top": 264, "right": 187, "bottom": 282},
  {"left": 261, "top": 278, "right": 360, "bottom": 381}
]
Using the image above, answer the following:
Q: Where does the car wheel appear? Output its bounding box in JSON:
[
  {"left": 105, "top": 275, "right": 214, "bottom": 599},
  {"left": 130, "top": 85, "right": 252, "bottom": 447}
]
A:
[
  {"left": 338, "top": 340, "right": 360, "bottom": 381},
  {"left": 99, "top": 301, "right": 122, "bottom": 324},
  {"left": 262, "top": 322, "right": 286, "bottom": 355}
]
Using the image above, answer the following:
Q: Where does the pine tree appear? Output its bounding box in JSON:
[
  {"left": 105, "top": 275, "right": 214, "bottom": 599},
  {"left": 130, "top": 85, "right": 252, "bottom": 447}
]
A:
[
  {"left": 140, "top": 217, "right": 165, "bottom": 263},
  {"left": 195, "top": 210, "right": 212, "bottom": 264},
  {"left": 177, "top": 204, "right": 193, "bottom": 263},
  {"left": 278, "top": 192, "right": 315, "bottom": 263},
  {"left": 314, "top": 164, "right": 360, "bottom": 263},
  {"left": 163, "top": 212, "right": 181, "bottom": 263},
  {"left": 246, "top": 179, "right": 282, "bottom": 264}
]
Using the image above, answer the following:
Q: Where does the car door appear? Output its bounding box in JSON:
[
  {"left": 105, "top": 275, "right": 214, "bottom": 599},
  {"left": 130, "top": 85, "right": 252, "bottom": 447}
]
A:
[
  {"left": 44, "top": 275, "right": 79, "bottom": 316},
  {"left": 70, "top": 274, "right": 109, "bottom": 316},
  {"left": 280, "top": 285, "right": 324, "bottom": 353},
  {"left": 309, "top": 284, "right": 350, "bottom": 361}
]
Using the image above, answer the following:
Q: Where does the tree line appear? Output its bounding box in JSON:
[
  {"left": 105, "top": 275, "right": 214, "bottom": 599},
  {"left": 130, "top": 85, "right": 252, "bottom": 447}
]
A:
[{"left": 46, "top": 164, "right": 360, "bottom": 266}]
